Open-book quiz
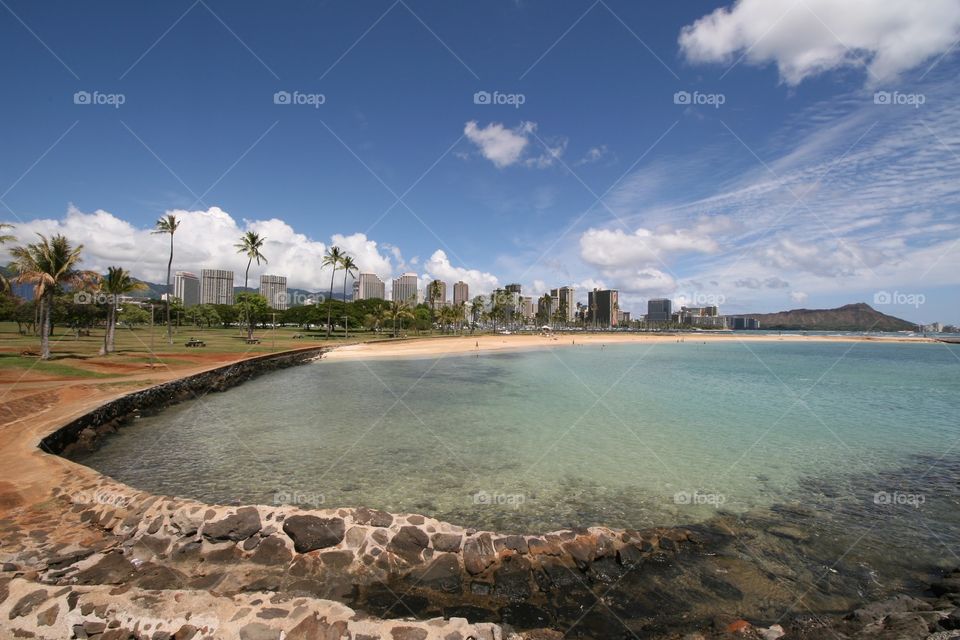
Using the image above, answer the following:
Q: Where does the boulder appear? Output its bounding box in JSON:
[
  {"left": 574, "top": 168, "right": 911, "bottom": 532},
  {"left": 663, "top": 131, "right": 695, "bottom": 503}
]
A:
[
  {"left": 282, "top": 516, "right": 345, "bottom": 553},
  {"left": 388, "top": 526, "right": 430, "bottom": 563},
  {"left": 203, "top": 507, "right": 261, "bottom": 542}
]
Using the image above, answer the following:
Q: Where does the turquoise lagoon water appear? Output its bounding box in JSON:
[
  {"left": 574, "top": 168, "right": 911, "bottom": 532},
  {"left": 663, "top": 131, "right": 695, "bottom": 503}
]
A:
[{"left": 75, "top": 340, "right": 960, "bottom": 535}]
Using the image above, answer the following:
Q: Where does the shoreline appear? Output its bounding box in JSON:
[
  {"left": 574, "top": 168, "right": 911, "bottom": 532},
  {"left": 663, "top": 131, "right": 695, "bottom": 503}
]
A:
[
  {"left": 323, "top": 331, "right": 937, "bottom": 361},
  {"left": 1, "top": 340, "right": 956, "bottom": 639}
]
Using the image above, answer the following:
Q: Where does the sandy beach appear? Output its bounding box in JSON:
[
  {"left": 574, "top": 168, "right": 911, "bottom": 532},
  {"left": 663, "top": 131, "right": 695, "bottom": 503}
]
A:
[{"left": 323, "top": 331, "right": 935, "bottom": 360}]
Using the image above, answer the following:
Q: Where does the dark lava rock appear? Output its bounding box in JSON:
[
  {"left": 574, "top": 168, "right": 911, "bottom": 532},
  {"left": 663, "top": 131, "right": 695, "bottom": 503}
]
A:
[
  {"left": 493, "top": 555, "right": 532, "bottom": 600},
  {"left": 353, "top": 507, "right": 393, "bottom": 528},
  {"left": 431, "top": 533, "right": 462, "bottom": 552},
  {"left": 563, "top": 537, "right": 595, "bottom": 570},
  {"left": 8, "top": 589, "right": 47, "bottom": 619},
  {"left": 586, "top": 556, "right": 622, "bottom": 583},
  {"left": 239, "top": 622, "right": 281, "bottom": 640},
  {"left": 74, "top": 552, "right": 137, "bottom": 585},
  {"left": 321, "top": 550, "right": 354, "bottom": 570},
  {"left": 616, "top": 544, "right": 643, "bottom": 567},
  {"left": 250, "top": 537, "right": 293, "bottom": 565},
  {"left": 494, "top": 535, "right": 529, "bottom": 554},
  {"left": 203, "top": 507, "right": 262, "bottom": 542},
  {"left": 388, "top": 526, "right": 430, "bottom": 563},
  {"left": 283, "top": 516, "right": 345, "bottom": 553},
  {"left": 415, "top": 553, "right": 462, "bottom": 593},
  {"left": 286, "top": 613, "right": 349, "bottom": 640},
  {"left": 463, "top": 534, "right": 497, "bottom": 575},
  {"left": 390, "top": 627, "right": 427, "bottom": 640},
  {"left": 499, "top": 603, "right": 552, "bottom": 629},
  {"left": 443, "top": 605, "right": 498, "bottom": 623},
  {"left": 849, "top": 594, "right": 932, "bottom": 625}
]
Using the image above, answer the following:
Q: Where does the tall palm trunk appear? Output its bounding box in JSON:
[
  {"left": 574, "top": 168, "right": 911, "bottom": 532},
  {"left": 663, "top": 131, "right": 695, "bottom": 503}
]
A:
[
  {"left": 100, "top": 303, "right": 117, "bottom": 355},
  {"left": 244, "top": 258, "right": 252, "bottom": 290},
  {"left": 40, "top": 291, "right": 52, "bottom": 360},
  {"left": 325, "top": 266, "right": 337, "bottom": 338},
  {"left": 165, "top": 234, "right": 173, "bottom": 344},
  {"left": 341, "top": 273, "right": 349, "bottom": 338}
]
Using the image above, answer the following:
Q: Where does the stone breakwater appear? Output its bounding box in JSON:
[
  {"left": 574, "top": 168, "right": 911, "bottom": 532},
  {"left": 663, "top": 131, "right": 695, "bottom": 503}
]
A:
[{"left": 40, "top": 347, "right": 330, "bottom": 457}]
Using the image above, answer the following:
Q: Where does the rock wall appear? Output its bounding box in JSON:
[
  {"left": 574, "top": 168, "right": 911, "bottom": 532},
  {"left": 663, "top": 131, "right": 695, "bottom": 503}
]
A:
[{"left": 39, "top": 347, "right": 328, "bottom": 456}]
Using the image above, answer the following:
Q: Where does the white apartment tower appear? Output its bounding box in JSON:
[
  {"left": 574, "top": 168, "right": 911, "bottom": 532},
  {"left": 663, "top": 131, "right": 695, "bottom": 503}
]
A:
[
  {"left": 259, "top": 274, "right": 288, "bottom": 310},
  {"left": 391, "top": 273, "right": 418, "bottom": 305},
  {"left": 173, "top": 271, "right": 200, "bottom": 308},
  {"left": 200, "top": 269, "right": 234, "bottom": 305},
  {"left": 354, "top": 273, "right": 386, "bottom": 300}
]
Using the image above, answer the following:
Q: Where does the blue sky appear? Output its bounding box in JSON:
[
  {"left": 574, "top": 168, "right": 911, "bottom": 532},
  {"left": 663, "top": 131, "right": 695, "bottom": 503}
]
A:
[{"left": 2, "top": 0, "right": 959, "bottom": 323}]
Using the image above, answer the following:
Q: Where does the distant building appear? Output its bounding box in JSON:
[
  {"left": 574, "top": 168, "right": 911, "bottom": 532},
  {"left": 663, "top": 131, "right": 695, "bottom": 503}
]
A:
[
  {"left": 647, "top": 298, "right": 672, "bottom": 323},
  {"left": 427, "top": 279, "right": 448, "bottom": 309},
  {"left": 550, "top": 286, "right": 576, "bottom": 322},
  {"left": 588, "top": 289, "right": 619, "bottom": 328},
  {"left": 521, "top": 296, "right": 534, "bottom": 321},
  {"left": 729, "top": 317, "right": 760, "bottom": 330},
  {"left": 453, "top": 281, "right": 469, "bottom": 306},
  {"left": 677, "top": 305, "right": 725, "bottom": 328},
  {"left": 617, "top": 310, "right": 631, "bottom": 325},
  {"left": 505, "top": 283, "right": 522, "bottom": 294},
  {"left": 392, "top": 273, "right": 418, "bottom": 305},
  {"left": 200, "top": 269, "right": 234, "bottom": 305},
  {"left": 173, "top": 271, "right": 200, "bottom": 308},
  {"left": 354, "top": 273, "right": 386, "bottom": 300},
  {"left": 259, "top": 275, "right": 288, "bottom": 310}
]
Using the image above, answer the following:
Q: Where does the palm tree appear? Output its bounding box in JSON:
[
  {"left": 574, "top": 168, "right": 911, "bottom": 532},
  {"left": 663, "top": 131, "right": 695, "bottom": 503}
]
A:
[
  {"left": 151, "top": 214, "right": 180, "bottom": 344},
  {"left": 454, "top": 302, "right": 467, "bottom": 334},
  {"left": 386, "top": 299, "right": 414, "bottom": 337},
  {"left": 0, "top": 223, "right": 14, "bottom": 293},
  {"left": 234, "top": 231, "right": 268, "bottom": 290},
  {"left": 98, "top": 266, "right": 147, "bottom": 355},
  {"left": 10, "top": 234, "right": 86, "bottom": 359},
  {"left": 428, "top": 280, "right": 443, "bottom": 317},
  {"left": 471, "top": 295, "right": 485, "bottom": 331},
  {"left": 322, "top": 246, "right": 344, "bottom": 338},
  {"left": 339, "top": 254, "right": 357, "bottom": 338}
]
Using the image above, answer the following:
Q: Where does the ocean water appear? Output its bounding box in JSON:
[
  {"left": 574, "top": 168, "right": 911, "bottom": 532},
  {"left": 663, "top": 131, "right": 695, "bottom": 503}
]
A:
[{"left": 75, "top": 340, "right": 960, "bottom": 535}]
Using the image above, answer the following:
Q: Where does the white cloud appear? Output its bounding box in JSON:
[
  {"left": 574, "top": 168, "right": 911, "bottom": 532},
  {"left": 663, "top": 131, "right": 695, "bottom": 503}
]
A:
[
  {"left": 463, "top": 121, "right": 566, "bottom": 169},
  {"left": 790, "top": 291, "right": 809, "bottom": 303},
  {"left": 3, "top": 205, "right": 397, "bottom": 291},
  {"left": 576, "top": 145, "right": 609, "bottom": 165},
  {"left": 421, "top": 249, "right": 499, "bottom": 296},
  {"left": 464, "top": 121, "right": 533, "bottom": 168},
  {"left": 579, "top": 226, "right": 719, "bottom": 269},
  {"left": 679, "top": 0, "right": 960, "bottom": 85}
]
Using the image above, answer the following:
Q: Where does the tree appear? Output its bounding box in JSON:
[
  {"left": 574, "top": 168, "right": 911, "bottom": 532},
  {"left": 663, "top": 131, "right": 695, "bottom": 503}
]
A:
[
  {"left": 10, "top": 234, "right": 88, "bottom": 359},
  {"left": 98, "top": 266, "right": 147, "bottom": 354},
  {"left": 454, "top": 301, "right": 467, "bottom": 334},
  {"left": 471, "top": 295, "right": 485, "bottom": 330},
  {"left": 428, "top": 280, "right": 443, "bottom": 317},
  {"left": 0, "top": 223, "right": 14, "bottom": 293},
  {"left": 339, "top": 254, "right": 357, "bottom": 338},
  {"left": 151, "top": 214, "right": 180, "bottom": 344},
  {"left": 235, "top": 231, "right": 268, "bottom": 290},
  {"left": 118, "top": 303, "right": 150, "bottom": 326},
  {"left": 384, "top": 300, "right": 414, "bottom": 337},
  {"left": 235, "top": 292, "right": 270, "bottom": 340},
  {"left": 322, "top": 246, "right": 344, "bottom": 338}
]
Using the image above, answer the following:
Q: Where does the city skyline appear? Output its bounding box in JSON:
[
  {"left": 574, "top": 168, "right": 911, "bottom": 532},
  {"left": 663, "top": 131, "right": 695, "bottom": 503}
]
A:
[{"left": 1, "top": 2, "right": 958, "bottom": 324}]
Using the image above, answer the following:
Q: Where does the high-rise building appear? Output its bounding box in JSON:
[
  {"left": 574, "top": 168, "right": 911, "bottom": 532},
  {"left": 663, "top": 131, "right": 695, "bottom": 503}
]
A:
[
  {"left": 391, "top": 273, "right": 418, "bottom": 305},
  {"left": 521, "top": 296, "right": 534, "bottom": 320},
  {"left": 200, "top": 269, "right": 234, "bottom": 305},
  {"left": 173, "top": 271, "right": 200, "bottom": 308},
  {"left": 354, "top": 273, "right": 386, "bottom": 300},
  {"left": 505, "top": 283, "right": 522, "bottom": 294},
  {"left": 587, "top": 289, "right": 619, "bottom": 327},
  {"left": 453, "top": 281, "right": 469, "bottom": 306},
  {"left": 259, "top": 275, "right": 288, "bottom": 310},
  {"left": 427, "top": 279, "right": 448, "bottom": 309},
  {"left": 647, "top": 298, "right": 672, "bottom": 323},
  {"left": 550, "top": 286, "right": 576, "bottom": 322}
]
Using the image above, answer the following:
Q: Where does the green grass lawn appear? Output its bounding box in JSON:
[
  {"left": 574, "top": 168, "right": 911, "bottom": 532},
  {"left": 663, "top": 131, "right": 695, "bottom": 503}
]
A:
[{"left": 0, "top": 321, "right": 407, "bottom": 381}]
